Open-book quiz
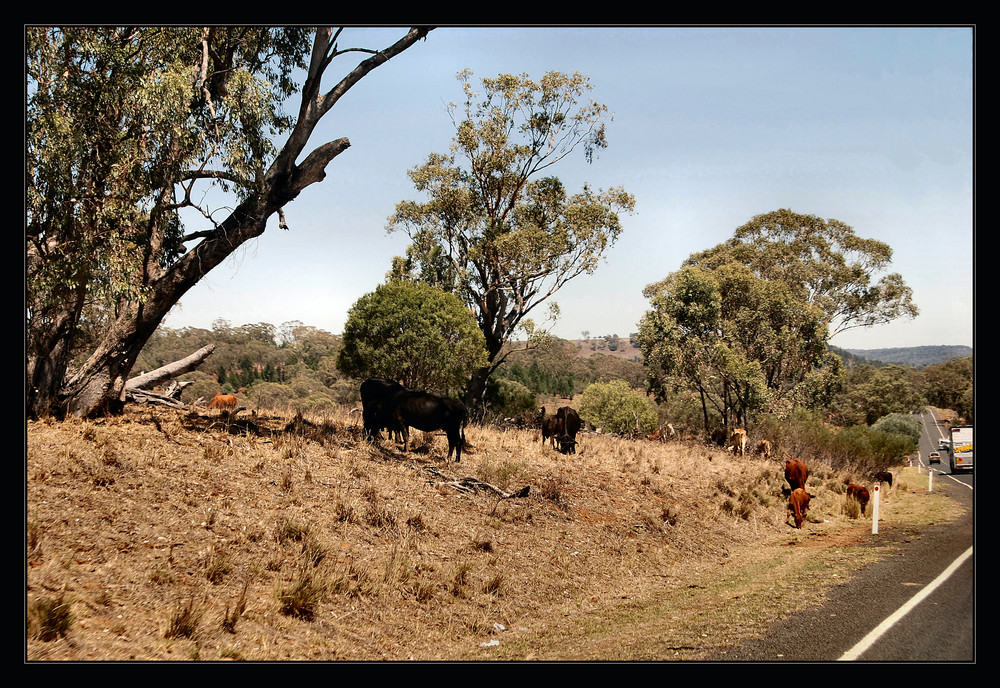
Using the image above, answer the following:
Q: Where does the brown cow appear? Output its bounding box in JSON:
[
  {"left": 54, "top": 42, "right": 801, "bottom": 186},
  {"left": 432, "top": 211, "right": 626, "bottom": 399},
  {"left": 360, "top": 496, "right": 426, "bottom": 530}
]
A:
[
  {"left": 784, "top": 459, "right": 809, "bottom": 492},
  {"left": 787, "top": 488, "right": 812, "bottom": 529},
  {"left": 208, "top": 394, "right": 238, "bottom": 412},
  {"left": 728, "top": 428, "right": 748, "bottom": 456},
  {"left": 539, "top": 407, "right": 561, "bottom": 448},
  {"left": 846, "top": 484, "right": 870, "bottom": 515},
  {"left": 755, "top": 439, "right": 772, "bottom": 458}
]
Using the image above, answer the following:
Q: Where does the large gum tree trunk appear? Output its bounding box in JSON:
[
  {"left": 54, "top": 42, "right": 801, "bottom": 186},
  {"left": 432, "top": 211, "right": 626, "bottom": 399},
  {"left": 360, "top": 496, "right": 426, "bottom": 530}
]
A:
[
  {"left": 35, "top": 27, "right": 432, "bottom": 419},
  {"left": 60, "top": 203, "right": 278, "bottom": 416}
]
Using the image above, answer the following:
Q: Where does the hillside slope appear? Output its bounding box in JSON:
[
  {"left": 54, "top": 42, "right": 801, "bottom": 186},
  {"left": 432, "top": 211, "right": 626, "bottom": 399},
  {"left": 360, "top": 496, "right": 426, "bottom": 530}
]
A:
[{"left": 27, "top": 407, "right": 961, "bottom": 661}]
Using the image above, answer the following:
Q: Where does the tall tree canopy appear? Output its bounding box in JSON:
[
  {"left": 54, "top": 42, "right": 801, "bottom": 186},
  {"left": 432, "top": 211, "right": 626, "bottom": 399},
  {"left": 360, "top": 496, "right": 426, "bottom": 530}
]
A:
[
  {"left": 336, "top": 282, "right": 487, "bottom": 394},
  {"left": 27, "top": 26, "right": 432, "bottom": 418},
  {"left": 385, "top": 70, "right": 635, "bottom": 410},
  {"left": 682, "top": 208, "right": 918, "bottom": 338}
]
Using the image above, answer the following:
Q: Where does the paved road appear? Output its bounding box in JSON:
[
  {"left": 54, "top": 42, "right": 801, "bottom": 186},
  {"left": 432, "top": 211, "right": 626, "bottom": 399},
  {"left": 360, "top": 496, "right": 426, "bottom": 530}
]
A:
[{"left": 707, "top": 412, "right": 974, "bottom": 662}]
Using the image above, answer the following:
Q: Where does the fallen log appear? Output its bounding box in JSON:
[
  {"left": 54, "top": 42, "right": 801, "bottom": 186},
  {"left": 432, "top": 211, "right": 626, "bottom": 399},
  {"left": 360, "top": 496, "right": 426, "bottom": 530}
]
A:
[
  {"left": 125, "top": 344, "right": 216, "bottom": 392},
  {"left": 424, "top": 467, "right": 530, "bottom": 499}
]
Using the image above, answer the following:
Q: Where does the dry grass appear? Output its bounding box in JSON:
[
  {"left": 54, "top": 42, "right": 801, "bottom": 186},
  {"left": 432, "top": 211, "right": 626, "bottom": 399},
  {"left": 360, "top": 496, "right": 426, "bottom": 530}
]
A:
[{"left": 26, "top": 405, "right": 962, "bottom": 661}]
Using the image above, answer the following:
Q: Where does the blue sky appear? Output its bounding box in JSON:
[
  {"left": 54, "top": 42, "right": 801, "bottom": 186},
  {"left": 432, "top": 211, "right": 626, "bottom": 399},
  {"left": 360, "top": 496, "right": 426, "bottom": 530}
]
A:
[{"left": 163, "top": 26, "right": 974, "bottom": 351}]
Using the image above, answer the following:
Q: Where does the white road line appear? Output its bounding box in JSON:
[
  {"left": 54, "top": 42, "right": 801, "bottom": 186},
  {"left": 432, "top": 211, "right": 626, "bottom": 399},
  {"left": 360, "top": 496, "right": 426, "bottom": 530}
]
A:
[
  {"left": 838, "top": 546, "right": 974, "bottom": 661},
  {"left": 934, "top": 469, "right": 975, "bottom": 490}
]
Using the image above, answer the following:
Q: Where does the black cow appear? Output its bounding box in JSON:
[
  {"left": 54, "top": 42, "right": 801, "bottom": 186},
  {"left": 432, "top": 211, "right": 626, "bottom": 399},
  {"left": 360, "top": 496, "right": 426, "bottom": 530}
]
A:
[
  {"left": 554, "top": 406, "right": 581, "bottom": 455},
  {"left": 377, "top": 389, "right": 468, "bottom": 462},
  {"left": 360, "top": 378, "right": 405, "bottom": 441},
  {"left": 874, "top": 471, "right": 893, "bottom": 488}
]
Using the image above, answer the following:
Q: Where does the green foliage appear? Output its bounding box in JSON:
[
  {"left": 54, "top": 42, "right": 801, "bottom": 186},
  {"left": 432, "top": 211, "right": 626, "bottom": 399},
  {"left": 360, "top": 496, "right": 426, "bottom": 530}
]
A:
[
  {"left": 337, "top": 282, "right": 487, "bottom": 393},
  {"left": 640, "top": 263, "right": 829, "bottom": 428},
  {"left": 26, "top": 27, "right": 311, "bottom": 347},
  {"left": 918, "top": 356, "right": 973, "bottom": 421},
  {"left": 684, "top": 208, "right": 919, "bottom": 337},
  {"left": 496, "top": 361, "right": 576, "bottom": 399},
  {"left": 577, "top": 379, "right": 658, "bottom": 437},
  {"left": 829, "top": 365, "right": 926, "bottom": 426},
  {"left": 638, "top": 208, "right": 917, "bottom": 433},
  {"left": 484, "top": 377, "right": 538, "bottom": 420},
  {"left": 27, "top": 27, "right": 431, "bottom": 419},
  {"left": 245, "top": 382, "right": 296, "bottom": 411},
  {"left": 872, "top": 413, "right": 922, "bottom": 445},
  {"left": 759, "top": 410, "right": 915, "bottom": 475},
  {"left": 386, "top": 70, "right": 635, "bottom": 391},
  {"left": 134, "top": 320, "right": 360, "bottom": 410}
]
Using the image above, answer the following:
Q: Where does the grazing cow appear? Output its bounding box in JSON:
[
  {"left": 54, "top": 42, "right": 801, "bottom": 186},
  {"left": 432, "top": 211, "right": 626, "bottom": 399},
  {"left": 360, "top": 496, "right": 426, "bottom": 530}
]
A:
[
  {"left": 728, "top": 428, "right": 748, "bottom": 456},
  {"left": 208, "top": 394, "right": 238, "bottom": 412},
  {"left": 755, "top": 439, "right": 772, "bottom": 458},
  {"left": 360, "top": 378, "right": 406, "bottom": 441},
  {"left": 648, "top": 429, "right": 662, "bottom": 442},
  {"left": 711, "top": 428, "right": 729, "bottom": 447},
  {"left": 538, "top": 407, "right": 562, "bottom": 448},
  {"left": 377, "top": 389, "right": 468, "bottom": 462},
  {"left": 784, "top": 458, "right": 809, "bottom": 492},
  {"left": 874, "top": 471, "right": 893, "bottom": 488},
  {"left": 554, "top": 406, "right": 582, "bottom": 455},
  {"left": 846, "top": 484, "right": 870, "bottom": 515},
  {"left": 787, "top": 488, "right": 812, "bottom": 529}
]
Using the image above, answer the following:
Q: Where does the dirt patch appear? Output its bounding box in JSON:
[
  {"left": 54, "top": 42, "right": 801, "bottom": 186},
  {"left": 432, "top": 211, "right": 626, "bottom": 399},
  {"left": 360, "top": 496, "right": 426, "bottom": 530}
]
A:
[{"left": 26, "top": 407, "right": 959, "bottom": 661}]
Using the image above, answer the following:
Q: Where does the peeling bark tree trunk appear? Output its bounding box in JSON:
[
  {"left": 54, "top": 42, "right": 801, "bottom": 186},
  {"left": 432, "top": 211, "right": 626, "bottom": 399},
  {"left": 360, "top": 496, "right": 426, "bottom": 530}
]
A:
[{"left": 36, "top": 27, "right": 433, "bottom": 419}]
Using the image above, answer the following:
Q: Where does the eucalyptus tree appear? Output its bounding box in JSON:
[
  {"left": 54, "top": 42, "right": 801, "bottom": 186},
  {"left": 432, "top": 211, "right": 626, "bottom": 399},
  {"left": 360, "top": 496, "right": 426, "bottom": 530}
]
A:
[
  {"left": 27, "top": 26, "right": 432, "bottom": 418},
  {"left": 386, "top": 70, "right": 635, "bottom": 411},
  {"left": 639, "top": 209, "right": 915, "bottom": 431},
  {"left": 639, "top": 263, "right": 835, "bottom": 432}
]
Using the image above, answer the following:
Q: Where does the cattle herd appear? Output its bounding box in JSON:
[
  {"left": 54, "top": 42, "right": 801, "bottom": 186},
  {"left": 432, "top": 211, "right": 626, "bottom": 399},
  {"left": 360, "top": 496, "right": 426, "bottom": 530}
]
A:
[
  {"left": 356, "top": 387, "right": 891, "bottom": 528},
  {"left": 209, "top": 383, "right": 892, "bottom": 528}
]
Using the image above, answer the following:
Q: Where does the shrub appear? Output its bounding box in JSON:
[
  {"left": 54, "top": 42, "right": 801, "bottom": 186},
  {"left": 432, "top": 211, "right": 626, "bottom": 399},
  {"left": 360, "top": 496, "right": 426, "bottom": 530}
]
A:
[
  {"left": 756, "top": 410, "right": 916, "bottom": 474},
  {"left": 872, "top": 412, "right": 921, "bottom": 442},
  {"left": 337, "top": 281, "right": 487, "bottom": 392},
  {"left": 578, "top": 379, "right": 658, "bottom": 436},
  {"left": 484, "top": 377, "right": 538, "bottom": 420}
]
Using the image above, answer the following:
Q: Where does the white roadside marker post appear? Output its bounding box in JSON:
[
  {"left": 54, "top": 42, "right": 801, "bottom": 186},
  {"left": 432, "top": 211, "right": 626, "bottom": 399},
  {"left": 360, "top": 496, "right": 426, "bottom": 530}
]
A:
[{"left": 872, "top": 484, "right": 879, "bottom": 535}]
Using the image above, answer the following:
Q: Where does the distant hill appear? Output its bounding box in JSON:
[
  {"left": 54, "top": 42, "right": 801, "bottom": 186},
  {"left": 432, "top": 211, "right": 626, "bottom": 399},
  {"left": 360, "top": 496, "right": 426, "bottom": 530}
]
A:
[
  {"left": 558, "top": 335, "right": 970, "bottom": 369},
  {"left": 836, "top": 345, "right": 972, "bottom": 368},
  {"left": 566, "top": 337, "right": 972, "bottom": 369},
  {"left": 566, "top": 336, "right": 643, "bottom": 362}
]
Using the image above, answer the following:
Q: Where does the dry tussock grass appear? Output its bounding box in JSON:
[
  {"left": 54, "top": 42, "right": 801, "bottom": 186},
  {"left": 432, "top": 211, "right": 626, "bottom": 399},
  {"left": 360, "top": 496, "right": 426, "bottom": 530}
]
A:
[{"left": 26, "top": 405, "right": 958, "bottom": 661}]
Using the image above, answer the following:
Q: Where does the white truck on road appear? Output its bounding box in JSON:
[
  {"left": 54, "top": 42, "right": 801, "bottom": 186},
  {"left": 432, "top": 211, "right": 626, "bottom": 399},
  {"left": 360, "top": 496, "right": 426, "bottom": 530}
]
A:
[{"left": 949, "top": 425, "right": 973, "bottom": 473}]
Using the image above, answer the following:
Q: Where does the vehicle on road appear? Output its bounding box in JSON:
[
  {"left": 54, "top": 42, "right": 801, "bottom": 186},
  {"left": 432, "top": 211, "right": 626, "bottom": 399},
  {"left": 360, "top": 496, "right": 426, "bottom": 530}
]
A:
[
  {"left": 929, "top": 451, "right": 941, "bottom": 464},
  {"left": 938, "top": 438, "right": 951, "bottom": 451},
  {"left": 949, "top": 426, "right": 973, "bottom": 473}
]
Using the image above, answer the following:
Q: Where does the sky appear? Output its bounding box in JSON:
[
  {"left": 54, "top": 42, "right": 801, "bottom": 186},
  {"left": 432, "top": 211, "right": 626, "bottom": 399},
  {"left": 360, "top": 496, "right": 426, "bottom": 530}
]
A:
[{"left": 162, "top": 26, "right": 974, "bottom": 352}]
